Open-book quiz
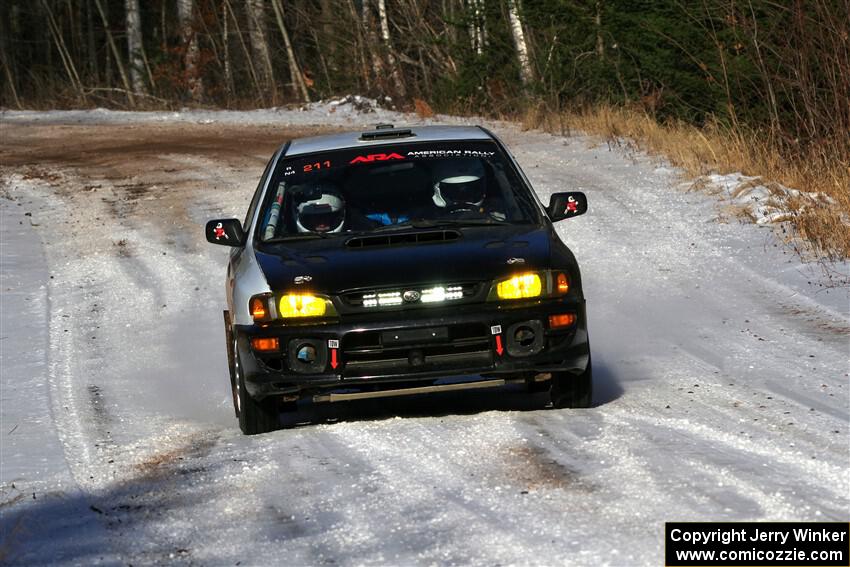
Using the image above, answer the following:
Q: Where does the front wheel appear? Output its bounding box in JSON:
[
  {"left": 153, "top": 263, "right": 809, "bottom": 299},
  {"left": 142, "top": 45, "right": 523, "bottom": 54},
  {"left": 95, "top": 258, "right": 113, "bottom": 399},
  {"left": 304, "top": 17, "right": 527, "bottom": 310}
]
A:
[
  {"left": 550, "top": 358, "right": 593, "bottom": 409},
  {"left": 234, "top": 352, "right": 280, "bottom": 435}
]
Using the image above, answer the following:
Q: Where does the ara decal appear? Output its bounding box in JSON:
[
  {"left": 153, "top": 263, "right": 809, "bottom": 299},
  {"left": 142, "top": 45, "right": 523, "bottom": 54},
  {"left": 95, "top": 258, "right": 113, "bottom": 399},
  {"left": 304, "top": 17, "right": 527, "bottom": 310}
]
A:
[
  {"left": 213, "top": 222, "right": 228, "bottom": 240},
  {"left": 566, "top": 195, "right": 578, "bottom": 214},
  {"left": 349, "top": 153, "right": 405, "bottom": 164}
]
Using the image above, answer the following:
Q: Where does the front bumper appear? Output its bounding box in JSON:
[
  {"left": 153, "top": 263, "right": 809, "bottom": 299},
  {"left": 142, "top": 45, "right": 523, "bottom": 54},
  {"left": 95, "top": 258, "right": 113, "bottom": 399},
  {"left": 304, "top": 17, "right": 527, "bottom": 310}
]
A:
[{"left": 234, "top": 298, "right": 589, "bottom": 400}]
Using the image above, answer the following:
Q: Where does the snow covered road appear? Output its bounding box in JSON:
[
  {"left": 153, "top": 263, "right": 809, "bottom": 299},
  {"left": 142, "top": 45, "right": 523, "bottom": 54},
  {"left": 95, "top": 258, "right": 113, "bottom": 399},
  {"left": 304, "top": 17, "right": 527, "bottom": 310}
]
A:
[{"left": 1, "top": 106, "right": 848, "bottom": 565}]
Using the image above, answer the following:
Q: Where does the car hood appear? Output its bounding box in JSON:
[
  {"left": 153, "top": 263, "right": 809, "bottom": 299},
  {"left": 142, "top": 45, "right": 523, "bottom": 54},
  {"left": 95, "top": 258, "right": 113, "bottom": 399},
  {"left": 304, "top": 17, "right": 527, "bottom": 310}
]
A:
[{"left": 254, "top": 225, "right": 553, "bottom": 294}]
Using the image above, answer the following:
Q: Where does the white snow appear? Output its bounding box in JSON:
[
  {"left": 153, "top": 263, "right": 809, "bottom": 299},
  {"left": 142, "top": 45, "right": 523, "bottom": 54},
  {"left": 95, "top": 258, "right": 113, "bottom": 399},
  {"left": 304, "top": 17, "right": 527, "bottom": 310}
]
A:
[
  {"left": 699, "top": 172, "right": 837, "bottom": 226},
  {"left": 1, "top": 103, "right": 848, "bottom": 565}
]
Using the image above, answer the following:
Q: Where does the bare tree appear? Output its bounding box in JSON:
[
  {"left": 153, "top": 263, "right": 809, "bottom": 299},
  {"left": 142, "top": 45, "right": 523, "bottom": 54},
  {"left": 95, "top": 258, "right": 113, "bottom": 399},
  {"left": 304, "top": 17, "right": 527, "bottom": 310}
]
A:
[
  {"left": 125, "top": 0, "right": 147, "bottom": 94},
  {"left": 246, "top": 0, "right": 275, "bottom": 99},
  {"left": 506, "top": 0, "right": 533, "bottom": 86},
  {"left": 177, "top": 0, "right": 203, "bottom": 102},
  {"left": 222, "top": 1, "right": 233, "bottom": 99},
  {"left": 340, "top": 0, "right": 369, "bottom": 92},
  {"left": 361, "top": 0, "right": 385, "bottom": 91},
  {"left": 270, "top": 0, "right": 310, "bottom": 102},
  {"left": 377, "top": 0, "right": 407, "bottom": 97},
  {"left": 93, "top": 0, "right": 134, "bottom": 106},
  {"left": 595, "top": 0, "right": 604, "bottom": 58},
  {"left": 223, "top": 0, "right": 262, "bottom": 99},
  {"left": 468, "top": 0, "right": 486, "bottom": 56},
  {"left": 42, "top": 0, "right": 85, "bottom": 99},
  {"left": 0, "top": 9, "right": 22, "bottom": 109}
]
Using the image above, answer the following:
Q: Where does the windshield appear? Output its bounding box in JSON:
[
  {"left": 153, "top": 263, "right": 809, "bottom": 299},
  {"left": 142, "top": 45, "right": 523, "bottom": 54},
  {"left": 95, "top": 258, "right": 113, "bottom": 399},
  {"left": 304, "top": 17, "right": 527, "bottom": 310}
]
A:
[{"left": 256, "top": 140, "right": 539, "bottom": 241}]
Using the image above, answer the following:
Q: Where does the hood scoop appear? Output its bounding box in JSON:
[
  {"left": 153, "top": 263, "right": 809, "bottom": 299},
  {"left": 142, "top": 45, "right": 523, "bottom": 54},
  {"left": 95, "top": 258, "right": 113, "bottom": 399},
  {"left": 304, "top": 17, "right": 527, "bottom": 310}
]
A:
[{"left": 345, "top": 229, "right": 461, "bottom": 249}]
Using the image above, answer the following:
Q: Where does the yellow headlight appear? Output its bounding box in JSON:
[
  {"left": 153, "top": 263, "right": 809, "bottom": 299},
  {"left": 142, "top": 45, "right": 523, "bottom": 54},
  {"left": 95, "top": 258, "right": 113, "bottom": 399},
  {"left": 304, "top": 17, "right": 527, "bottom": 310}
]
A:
[
  {"left": 278, "top": 294, "right": 327, "bottom": 318},
  {"left": 496, "top": 273, "right": 542, "bottom": 299}
]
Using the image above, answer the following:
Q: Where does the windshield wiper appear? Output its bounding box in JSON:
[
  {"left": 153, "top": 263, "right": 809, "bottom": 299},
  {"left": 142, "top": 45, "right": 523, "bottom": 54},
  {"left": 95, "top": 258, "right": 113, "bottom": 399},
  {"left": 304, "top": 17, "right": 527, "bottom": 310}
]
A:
[{"left": 263, "top": 232, "right": 334, "bottom": 243}]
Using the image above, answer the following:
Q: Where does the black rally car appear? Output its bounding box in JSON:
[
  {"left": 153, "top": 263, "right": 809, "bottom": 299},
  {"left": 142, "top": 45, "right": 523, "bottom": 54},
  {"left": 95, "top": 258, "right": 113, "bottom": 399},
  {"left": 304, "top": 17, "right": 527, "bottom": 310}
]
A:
[{"left": 207, "top": 124, "right": 591, "bottom": 434}]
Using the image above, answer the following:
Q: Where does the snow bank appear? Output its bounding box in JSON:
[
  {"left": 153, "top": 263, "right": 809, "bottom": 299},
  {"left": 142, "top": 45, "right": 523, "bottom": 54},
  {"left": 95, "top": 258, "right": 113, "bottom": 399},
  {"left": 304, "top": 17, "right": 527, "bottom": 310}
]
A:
[
  {"left": 699, "top": 172, "right": 836, "bottom": 225},
  {"left": 0, "top": 96, "right": 410, "bottom": 127}
]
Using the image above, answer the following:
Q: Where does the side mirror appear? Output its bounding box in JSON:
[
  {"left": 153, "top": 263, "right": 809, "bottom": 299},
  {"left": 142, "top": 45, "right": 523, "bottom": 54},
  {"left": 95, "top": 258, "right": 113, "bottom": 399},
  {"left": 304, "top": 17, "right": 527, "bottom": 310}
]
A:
[
  {"left": 205, "top": 218, "right": 245, "bottom": 247},
  {"left": 547, "top": 192, "right": 587, "bottom": 222}
]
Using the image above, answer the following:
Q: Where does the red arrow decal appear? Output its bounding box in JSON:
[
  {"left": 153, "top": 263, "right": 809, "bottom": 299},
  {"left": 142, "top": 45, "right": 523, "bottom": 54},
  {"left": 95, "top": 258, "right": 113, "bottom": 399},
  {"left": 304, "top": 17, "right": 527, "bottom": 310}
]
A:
[
  {"left": 330, "top": 349, "right": 338, "bottom": 369},
  {"left": 495, "top": 335, "right": 504, "bottom": 356}
]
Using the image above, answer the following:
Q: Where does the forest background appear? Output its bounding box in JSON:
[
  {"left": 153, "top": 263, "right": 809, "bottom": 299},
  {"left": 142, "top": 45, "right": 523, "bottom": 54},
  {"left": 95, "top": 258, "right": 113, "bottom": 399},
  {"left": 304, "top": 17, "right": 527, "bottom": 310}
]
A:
[{"left": 2, "top": 0, "right": 847, "bottom": 257}]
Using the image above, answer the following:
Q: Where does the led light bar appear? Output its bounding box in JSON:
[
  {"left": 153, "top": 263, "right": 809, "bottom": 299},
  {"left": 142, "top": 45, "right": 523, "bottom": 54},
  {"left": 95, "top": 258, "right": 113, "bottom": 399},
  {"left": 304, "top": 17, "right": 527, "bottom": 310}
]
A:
[
  {"left": 378, "top": 291, "right": 403, "bottom": 306},
  {"left": 363, "top": 291, "right": 404, "bottom": 307},
  {"left": 359, "top": 285, "right": 467, "bottom": 308},
  {"left": 421, "top": 286, "right": 464, "bottom": 303}
]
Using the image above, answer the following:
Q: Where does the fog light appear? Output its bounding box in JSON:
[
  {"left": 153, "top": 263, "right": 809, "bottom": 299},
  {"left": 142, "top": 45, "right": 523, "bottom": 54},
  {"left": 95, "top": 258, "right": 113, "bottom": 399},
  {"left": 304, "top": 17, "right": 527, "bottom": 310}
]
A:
[
  {"left": 548, "top": 313, "right": 576, "bottom": 328},
  {"left": 251, "top": 337, "right": 279, "bottom": 351},
  {"left": 287, "top": 338, "right": 328, "bottom": 374},
  {"left": 514, "top": 326, "right": 536, "bottom": 347},
  {"left": 506, "top": 320, "right": 544, "bottom": 357},
  {"left": 295, "top": 343, "right": 317, "bottom": 364}
]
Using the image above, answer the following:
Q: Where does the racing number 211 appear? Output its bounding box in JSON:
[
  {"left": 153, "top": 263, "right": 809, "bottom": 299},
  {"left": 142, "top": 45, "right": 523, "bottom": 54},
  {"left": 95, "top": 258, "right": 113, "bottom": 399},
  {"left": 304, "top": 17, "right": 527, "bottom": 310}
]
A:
[{"left": 303, "top": 161, "right": 331, "bottom": 173}]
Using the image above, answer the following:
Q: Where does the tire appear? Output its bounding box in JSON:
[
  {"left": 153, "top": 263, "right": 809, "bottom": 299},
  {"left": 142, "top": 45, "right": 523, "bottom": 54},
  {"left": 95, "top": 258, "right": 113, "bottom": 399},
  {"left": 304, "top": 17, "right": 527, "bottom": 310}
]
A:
[
  {"left": 550, "top": 358, "right": 593, "bottom": 409},
  {"left": 234, "top": 352, "right": 280, "bottom": 435},
  {"left": 224, "top": 312, "right": 238, "bottom": 418}
]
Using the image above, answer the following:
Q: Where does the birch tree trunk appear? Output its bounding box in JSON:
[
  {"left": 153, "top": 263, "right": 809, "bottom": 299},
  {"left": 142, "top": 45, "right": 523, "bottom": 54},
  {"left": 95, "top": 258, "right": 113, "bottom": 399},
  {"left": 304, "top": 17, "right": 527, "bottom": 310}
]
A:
[
  {"left": 246, "top": 0, "right": 275, "bottom": 99},
  {"left": 222, "top": 1, "right": 233, "bottom": 99},
  {"left": 271, "top": 0, "right": 310, "bottom": 102},
  {"left": 506, "top": 0, "right": 533, "bottom": 86},
  {"left": 177, "top": 0, "right": 203, "bottom": 102},
  {"left": 377, "top": 0, "right": 406, "bottom": 98},
  {"left": 361, "top": 0, "right": 385, "bottom": 91},
  {"left": 125, "top": 0, "right": 147, "bottom": 94},
  {"left": 222, "top": 0, "right": 262, "bottom": 99},
  {"left": 595, "top": 0, "right": 604, "bottom": 58},
  {"left": 346, "top": 0, "right": 371, "bottom": 92},
  {"left": 86, "top": 0, "right": 97, "bottom": 82},
  {"left": 469, "top": 0, "right": 485, "bottom": 56}
]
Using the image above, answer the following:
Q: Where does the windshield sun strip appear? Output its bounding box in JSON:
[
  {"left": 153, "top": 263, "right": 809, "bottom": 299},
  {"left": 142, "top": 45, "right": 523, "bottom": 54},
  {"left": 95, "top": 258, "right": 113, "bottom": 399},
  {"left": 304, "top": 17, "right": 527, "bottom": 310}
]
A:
[{"left": 256, "top": 140, "right": 540, "bottom": 242}]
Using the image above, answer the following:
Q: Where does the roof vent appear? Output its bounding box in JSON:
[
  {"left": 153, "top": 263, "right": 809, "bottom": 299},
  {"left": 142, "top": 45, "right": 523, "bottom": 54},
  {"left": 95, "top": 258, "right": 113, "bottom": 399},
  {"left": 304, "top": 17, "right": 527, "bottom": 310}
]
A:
[{"left": 360, "top": 126, "right": 414, "bottom": 141}]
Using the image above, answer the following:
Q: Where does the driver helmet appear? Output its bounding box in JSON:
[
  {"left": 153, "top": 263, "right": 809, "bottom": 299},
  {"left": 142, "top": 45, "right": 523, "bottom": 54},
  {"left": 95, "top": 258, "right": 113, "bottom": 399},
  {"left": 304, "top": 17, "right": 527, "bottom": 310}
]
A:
[
  {"left": 293, "top": 182, "right": 346, "bottom": 233},
  {"left": 432, "top": 158, "right": 486, "bottom": 208}
]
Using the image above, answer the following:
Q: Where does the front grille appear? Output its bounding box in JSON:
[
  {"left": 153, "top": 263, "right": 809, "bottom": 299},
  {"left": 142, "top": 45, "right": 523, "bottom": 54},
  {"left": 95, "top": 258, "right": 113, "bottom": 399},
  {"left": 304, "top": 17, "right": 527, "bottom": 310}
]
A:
[
  {"left": 343, "top": 282, "right": 480, "bottom": 310},
  {"left": 342, "top": 322, "right": 491, "bottom": 377}
]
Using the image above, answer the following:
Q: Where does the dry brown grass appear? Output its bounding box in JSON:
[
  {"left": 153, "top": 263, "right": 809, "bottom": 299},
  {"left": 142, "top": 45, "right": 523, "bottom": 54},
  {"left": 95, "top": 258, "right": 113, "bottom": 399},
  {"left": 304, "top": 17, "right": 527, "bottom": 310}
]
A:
[
  {"left": 413, "top": 98, "right": 436, "bottom": 119},
  {"left": 522, "top": 104, "right": 850, "bottom": 260}
]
